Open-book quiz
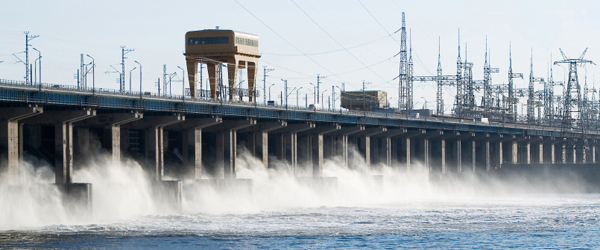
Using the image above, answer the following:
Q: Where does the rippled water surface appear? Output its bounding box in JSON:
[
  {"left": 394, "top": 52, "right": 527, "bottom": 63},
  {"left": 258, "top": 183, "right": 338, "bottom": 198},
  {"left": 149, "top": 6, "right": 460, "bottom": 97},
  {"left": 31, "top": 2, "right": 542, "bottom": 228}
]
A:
[{"left": 2, "top": 194, "right": 599, "bottom": 249}]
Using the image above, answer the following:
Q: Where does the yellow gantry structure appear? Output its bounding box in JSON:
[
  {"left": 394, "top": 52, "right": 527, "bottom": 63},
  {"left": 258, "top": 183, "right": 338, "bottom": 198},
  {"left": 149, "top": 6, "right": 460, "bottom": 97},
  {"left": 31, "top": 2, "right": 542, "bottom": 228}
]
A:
[{"left": 185, "top": 29, "right": 260, "bottom": 101}]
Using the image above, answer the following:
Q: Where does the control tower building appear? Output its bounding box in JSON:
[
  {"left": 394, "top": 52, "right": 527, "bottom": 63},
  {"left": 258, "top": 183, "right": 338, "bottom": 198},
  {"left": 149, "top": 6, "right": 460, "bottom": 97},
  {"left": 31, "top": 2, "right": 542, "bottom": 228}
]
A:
[{"left": 185, "top": 29, "right": 260, "bottom": 101}]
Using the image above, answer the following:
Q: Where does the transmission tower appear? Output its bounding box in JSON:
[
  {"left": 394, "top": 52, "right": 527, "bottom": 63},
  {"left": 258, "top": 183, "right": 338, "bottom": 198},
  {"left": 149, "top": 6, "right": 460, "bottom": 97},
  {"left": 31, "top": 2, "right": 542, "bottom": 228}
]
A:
[
  {"left": 398, "top": 12, "right": 408, "bottom": 111},
  {"left": 406, "top": 31, "right": 414, "bottom": 112},
  {"left": 436, "top": 37, "right": 443, "bottom": 114},
  {"left": 464, "top": 44, "right": 475, "bottom": 113},
  {"left": 455, "top": 29, "right": 463, "bottom": 116},
  {"left": 554, "top": 48, "right": 595, "bottom": 128},
  {"left": 527, "top": 49, "right": 544, "bottom": 123},
  {"left": 507, "top": 43, "right": 523, "bottom": 121},
  {"left": 482, "top": 37, "right": 500, "bottom": 117}
]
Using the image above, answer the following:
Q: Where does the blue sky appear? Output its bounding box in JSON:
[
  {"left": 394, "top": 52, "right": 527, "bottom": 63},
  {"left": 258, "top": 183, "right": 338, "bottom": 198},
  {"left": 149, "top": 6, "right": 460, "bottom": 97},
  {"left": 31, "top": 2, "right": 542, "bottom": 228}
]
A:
[{"left": 1, "top": 0, "right": 600, "bottom": 111}]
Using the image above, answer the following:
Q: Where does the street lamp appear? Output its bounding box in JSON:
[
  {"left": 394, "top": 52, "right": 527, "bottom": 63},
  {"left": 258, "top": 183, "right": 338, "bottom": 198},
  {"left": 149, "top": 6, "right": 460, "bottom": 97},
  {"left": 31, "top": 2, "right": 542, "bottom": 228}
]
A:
[
  {"left": 321, "top": 89, "right": 328, "bottom": 108},
  {"left": 168, "top": 72, "right": 177, "bottom": 97},
  {"left": 32, "top": 47, "right": 41, "bottom": 87},
  {"left": 295, "top": 87, "right": 303, "bottom": 106},
  {"left": 309, "top": 82, "right": 316, "bottom": 104},
  {"left": 129, "top": 67, "right": 137, "bottom": 93},
  {"left": 177, "top": 66, "right": 185, "bottom": 100},
  {"left": 268, "top": 83, "right": 275, "bottom": 101},
  {"left": 87, "top": 55, "right": 95, "bottom": 94},
  {"left": 134, "top": 61, "right": 142, "bottom": 99}
]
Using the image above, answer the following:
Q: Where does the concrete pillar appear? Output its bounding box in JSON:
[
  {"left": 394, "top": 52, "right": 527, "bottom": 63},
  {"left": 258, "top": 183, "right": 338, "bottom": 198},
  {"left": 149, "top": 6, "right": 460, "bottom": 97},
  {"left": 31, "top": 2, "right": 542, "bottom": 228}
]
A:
[
  {"left": 593, "top": 144, "right": 597, "bottom": 164},
  {"left": 357, "top": 127, "right": 386, "bottom": 170},
  {"left": 455, "top": 140, "right": 462, "bottom": 173},
  {"left": 526, "top": 142, "right": 531, "bottom": 164},
  {"left": 23, "top": 109, "right": 96, "bottom": 184},
  {"left": 406, "top": 138, "right": 411, "bottom": 171},
  {"left": 441, "top": 139, "right": 446, "bottom": 173},
  {"left": 275, "top": 133, "right": 285, "bottom": 161},
  {"left": 87, "top": 112, "right": 144, "bottom": 163},
  {"left": 538, "top": 143, "right": 544, "bottom": 164},
  {"left": 562, "top": 143, "right": 567, "bottom": 164},
  {"left": 271, "top": 123, "right": 315, "bottom": 174},
  {"left": 257, "top": 121, "right": 287, "bottom": 168},
  {"left": 424, "top": 139, "right": 431, "bottom": 170},
  {"left": 495, "top": 141, "right": 503, "bottom": 168},
  {"left": 551, "top": 143, "right": 556, "bottom": 164},
  {"left": 484, "top": 140, "right": 490, "bottom": 171},
  {"left": 512, "top": 141, "right": 518, "bottom": 164},
  {"left": 177, "top": 117, "right": 222, "bottom": 179},
  {"left": 303, "top": 124, "right": 340, "bottom": 177},
  {"left": 0, "top": 106, "right": 43, "bottom": 178},
  {"left": 572, "top": 144, "right": 577, "bottom": 164},
  {"left": 213, "top": 119, "right": 256, "bottom": 179},
  {"left": 139, "top": 114, "right": 185, "bottom": 181},
  {"left": 583, "top": 140, "right": 589, "bottom": 164},
  {"left": 469, "top": 140, "right": 476, "bottom": 172}
]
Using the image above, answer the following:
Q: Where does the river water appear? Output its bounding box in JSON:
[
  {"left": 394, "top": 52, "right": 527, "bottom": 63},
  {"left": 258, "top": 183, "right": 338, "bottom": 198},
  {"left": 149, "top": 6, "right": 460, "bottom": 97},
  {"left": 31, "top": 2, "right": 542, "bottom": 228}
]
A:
[{"left": 1, "top": 154, "right": 599, "bottom": 249}]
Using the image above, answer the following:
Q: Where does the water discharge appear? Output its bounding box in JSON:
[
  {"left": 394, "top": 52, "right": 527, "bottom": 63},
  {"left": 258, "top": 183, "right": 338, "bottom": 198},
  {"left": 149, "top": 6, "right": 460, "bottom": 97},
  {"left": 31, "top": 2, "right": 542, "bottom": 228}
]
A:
[{"left": 0, "top": 147, "right": 597, "bottom": 231}]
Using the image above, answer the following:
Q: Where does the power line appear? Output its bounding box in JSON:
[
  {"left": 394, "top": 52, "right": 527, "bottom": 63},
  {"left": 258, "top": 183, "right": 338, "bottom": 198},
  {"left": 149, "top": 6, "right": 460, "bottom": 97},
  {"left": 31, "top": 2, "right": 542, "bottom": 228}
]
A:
[
  {"left": 290, "top": 0, "right": 388, "bottom": 83},
  {"left": 261, "top": 32, "right": 398, "bottom": 57},
  {"left": 233, "top": 0, "right": 348, "bottom": 84}
]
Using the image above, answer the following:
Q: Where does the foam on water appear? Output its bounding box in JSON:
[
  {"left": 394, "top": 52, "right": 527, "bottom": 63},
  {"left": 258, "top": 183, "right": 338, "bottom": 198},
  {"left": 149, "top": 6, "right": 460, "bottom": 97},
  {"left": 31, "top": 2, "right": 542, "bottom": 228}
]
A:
[{"left": 1, "top": 147, "right": 600, "bottom": 248}]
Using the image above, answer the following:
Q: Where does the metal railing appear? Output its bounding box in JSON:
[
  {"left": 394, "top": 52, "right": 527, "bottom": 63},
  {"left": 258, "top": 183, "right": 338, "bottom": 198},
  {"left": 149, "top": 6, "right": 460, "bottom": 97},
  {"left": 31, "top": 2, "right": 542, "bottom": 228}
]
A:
[{"left": 1, "top": 78, "right": 597, "bottom": 136}]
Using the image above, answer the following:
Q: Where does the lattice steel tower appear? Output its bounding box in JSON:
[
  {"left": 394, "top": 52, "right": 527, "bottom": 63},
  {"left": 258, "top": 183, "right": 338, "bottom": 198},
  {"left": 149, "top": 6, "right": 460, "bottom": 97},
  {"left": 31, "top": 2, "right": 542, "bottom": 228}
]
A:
[
  {"left": 398, "top": 12, "right": 407, "bottom": 111},
  {"left": 554, "top": 48, "right": 595, "bottom": 127}
]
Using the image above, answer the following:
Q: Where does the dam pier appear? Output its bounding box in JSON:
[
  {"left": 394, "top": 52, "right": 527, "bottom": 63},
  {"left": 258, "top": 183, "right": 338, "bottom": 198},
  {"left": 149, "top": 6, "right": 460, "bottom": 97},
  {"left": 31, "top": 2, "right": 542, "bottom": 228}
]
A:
[{"left": 1, "top": 79, "right": 599, "bottom": 211}]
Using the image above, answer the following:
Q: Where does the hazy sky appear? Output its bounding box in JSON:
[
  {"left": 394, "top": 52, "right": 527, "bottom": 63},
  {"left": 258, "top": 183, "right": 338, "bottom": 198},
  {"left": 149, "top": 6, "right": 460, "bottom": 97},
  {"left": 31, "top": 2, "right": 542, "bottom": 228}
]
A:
[{"left": 2, "top": 0, "right": 600, "bottom": 111}]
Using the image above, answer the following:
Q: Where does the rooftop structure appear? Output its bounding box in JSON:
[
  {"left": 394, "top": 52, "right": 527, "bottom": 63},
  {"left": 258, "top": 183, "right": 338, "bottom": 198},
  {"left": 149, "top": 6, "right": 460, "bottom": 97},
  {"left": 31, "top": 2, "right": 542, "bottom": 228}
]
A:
[{"left": 185, "top": 29, "right": 260, "bottom": 101}]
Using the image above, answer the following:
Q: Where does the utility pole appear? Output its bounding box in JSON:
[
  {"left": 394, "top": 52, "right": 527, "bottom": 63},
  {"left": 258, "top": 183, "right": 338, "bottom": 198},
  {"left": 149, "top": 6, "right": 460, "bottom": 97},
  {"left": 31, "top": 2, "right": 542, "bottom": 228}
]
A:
[
  {"left": 332, "top": 85, "right": 335, "bottom": 109},
  {"left": 157, "top": 78, "right": 161, "bottom": 95},
  {"left": 317, "top": 74, "right": 326, "bottom": 104},
  {"left": 80, "top": 54, "right": 85, "bottom": 89},
  {"left": 24, "top": 32, "right": 38, "bottom": 85},
  {"left": 86, "top": 55, "right": 95, "bottom": 93},
  {"left": 163, "top": 64, "right": 168, "bottom": 97},
  {"left": 399, "top": 12, "right": 407, "bottom": 111},
  {"left": 263, "top": 66, "right": 274, "bottom": 104},
  {"left": 121, "top": 46, "right": 134, "bottom": 92},
  {"left": 282, "top": 79, "right": 288, "bottom": 109}
]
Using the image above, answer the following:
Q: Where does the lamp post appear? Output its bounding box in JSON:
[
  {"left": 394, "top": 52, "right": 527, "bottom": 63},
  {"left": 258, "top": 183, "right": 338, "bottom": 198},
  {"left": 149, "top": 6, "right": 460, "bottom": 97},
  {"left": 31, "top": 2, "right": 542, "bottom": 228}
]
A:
[
  {"left": 135, "top": 61, "right": 142, "bottom": 99},
  {"left": 309, "top": 82, "right": 316, "bottom": 105},
  {"left": 177, "top": 66, "right": 185, "bottom": 100},
  {"left": 295, "top": 87, "right": 303, "bottom": 107},
  {"left": 335, "top": 85, "right": 344, "bottom": 110},
  {"left": 33, "top": 57, "right": 40, "bottom": 86},
  {"left": 87, "top": 54, "right": 95, "bottom": 94},
  {"left": 32, "top": 47, "right": 41, "bottom": 87},
  {"left": 321, "top": 89, "right": 328, "bottom": 107},
  {"left": 168, "top": 72, "right": 177, "bottom": 97},
  {"left": 129, "top": 67, "right": 137, "bottom": 93},
  {"left": 268, "top": 83, "right": 275, "bottom": 101}
]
